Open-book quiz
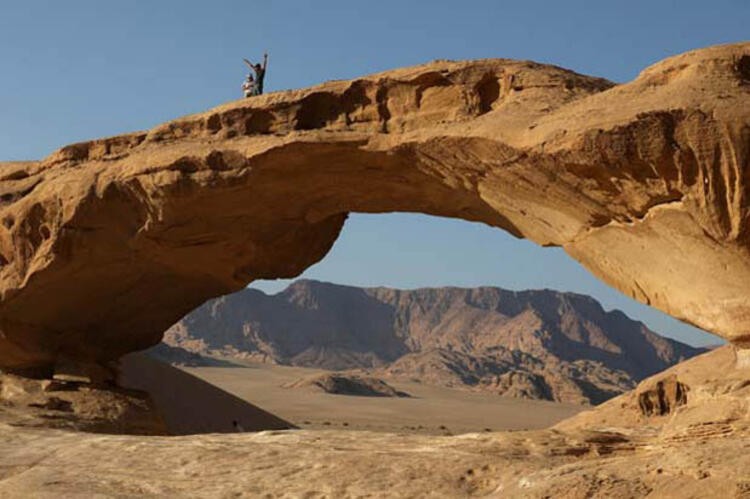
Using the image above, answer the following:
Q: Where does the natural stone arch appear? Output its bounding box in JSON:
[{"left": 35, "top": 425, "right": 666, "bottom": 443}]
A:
[{"left": 0, "top": 42, "right": 748, "bottom": 371}]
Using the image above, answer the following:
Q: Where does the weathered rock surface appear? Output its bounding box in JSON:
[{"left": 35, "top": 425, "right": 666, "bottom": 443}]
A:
[
  {"left": 555, "top": 345, "right": 750, "bottom": 435},
  {"left": 637, "top": 374, "right": 689, "bottom": 416},
  {"left": 166, "top": 279, "right": 702, "bottom": 404},
  {"left": 0, "top": 372, "right": 166, "bottom": 435},
  {"left": 2, "top": 347, "right": 750, "bottom": 497},
  {"left": 0, "top": 43, "right": 749, "bottom": 369}
]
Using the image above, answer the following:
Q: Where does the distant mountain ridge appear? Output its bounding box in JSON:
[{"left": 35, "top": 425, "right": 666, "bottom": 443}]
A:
[{"left": 164, "top": 280, "right": 704, "bottom": 404}]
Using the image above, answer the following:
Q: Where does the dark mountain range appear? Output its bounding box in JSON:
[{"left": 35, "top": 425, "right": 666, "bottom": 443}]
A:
[{"left": 163, "top": 280, "right": 704, "bottom": 404}]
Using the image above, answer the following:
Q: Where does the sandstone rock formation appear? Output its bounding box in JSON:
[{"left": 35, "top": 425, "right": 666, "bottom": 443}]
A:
[
  {"left": 0, "top": 43, "right": 748, "bottom": 370},
  {"left": 551, "top": 343, "right": 750, "bottom": 488},
  {"left": 637, "top": 374, "right": 689, "bottom": 416},
  {"left": 0, "top": 372, "right": 166, "bottom": 435},
  {"left": 3, "top": 347, "right": 750, "bottom": 497},
  {"left": 165, "top": 279, "right": 702, "bottom": 404}
]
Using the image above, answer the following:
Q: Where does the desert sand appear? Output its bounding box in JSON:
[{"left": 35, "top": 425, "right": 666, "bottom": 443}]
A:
[
  {"left": 181, "top": 361, "right": 582, "bottom": 434},
  {"left": 119, "top": 353, "right": 294, "bottom": 435}
]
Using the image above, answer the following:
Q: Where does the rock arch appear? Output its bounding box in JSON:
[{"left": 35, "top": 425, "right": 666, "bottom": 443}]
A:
[{"left": 0, "top": 42, "right": 749, "bottom": 370}]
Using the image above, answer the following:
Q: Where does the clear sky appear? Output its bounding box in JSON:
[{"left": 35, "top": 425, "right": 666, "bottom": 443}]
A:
[{"left": 1, "top": 1, "right": 747, "bottom": 346}]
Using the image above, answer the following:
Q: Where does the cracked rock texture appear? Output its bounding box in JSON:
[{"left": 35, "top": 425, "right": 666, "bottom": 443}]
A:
[
  {"left": 0, "top": 43, "right": 749, "bottom": 370},
  {"left": 2, "top": 347, "right": 750, "bottom": 497}
]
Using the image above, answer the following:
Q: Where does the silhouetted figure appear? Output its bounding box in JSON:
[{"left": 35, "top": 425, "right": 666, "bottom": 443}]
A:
[
  {"left": 243, "top": 52, "right": 268, "bottom": 95},
  {"left": 232, "top": 419, "right": 245, "bottom": 432}
]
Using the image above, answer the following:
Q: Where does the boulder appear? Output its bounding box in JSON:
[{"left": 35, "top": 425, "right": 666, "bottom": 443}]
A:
[{"left": 637, "top": 375, "right": 689, "bottom": 416}]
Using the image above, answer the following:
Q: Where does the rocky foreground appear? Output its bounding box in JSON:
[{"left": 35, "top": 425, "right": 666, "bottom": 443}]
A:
[{"left": 1, "top": 346, "right": 749, "bottom": 497}]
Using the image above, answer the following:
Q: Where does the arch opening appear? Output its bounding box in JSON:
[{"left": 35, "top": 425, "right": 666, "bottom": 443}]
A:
[{"left": 156, "top": 213, "right": 713, "bottom": 411}]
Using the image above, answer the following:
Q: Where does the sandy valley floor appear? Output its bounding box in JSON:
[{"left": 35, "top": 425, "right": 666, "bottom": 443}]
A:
[{"left": 182, "top": 361, "right": 582, "bottom": 434}]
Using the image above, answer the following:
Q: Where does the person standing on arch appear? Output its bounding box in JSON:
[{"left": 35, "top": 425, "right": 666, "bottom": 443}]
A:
[
  {"left": 243, "top": 52, "right": 268, "bottom": 96},
  {"left": 242, "top": 73, "right": 257, "bottom": 98}
]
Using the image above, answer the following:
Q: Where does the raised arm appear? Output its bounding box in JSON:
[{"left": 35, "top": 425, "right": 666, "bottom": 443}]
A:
[
  {"left": 243, "top": 58, "right": 255, "bottom": 70},
  {"left": 263, "top": 53, "right": 268, "bottom": 70}
]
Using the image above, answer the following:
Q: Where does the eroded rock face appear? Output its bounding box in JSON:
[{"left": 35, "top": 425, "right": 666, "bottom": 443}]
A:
[
  {"left": 0, "top": 372, "right": 166, "bottom": 435},
  {"left": 0, "top": 43, "right": 748, "bottom": 370},
  {"left": 637, "top": 375, "right": 689, "bottom": 416}
]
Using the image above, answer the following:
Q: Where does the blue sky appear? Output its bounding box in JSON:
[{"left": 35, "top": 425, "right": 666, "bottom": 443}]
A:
[{"left": 1, "top": 1, "right": 747, "bottom": 346}]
